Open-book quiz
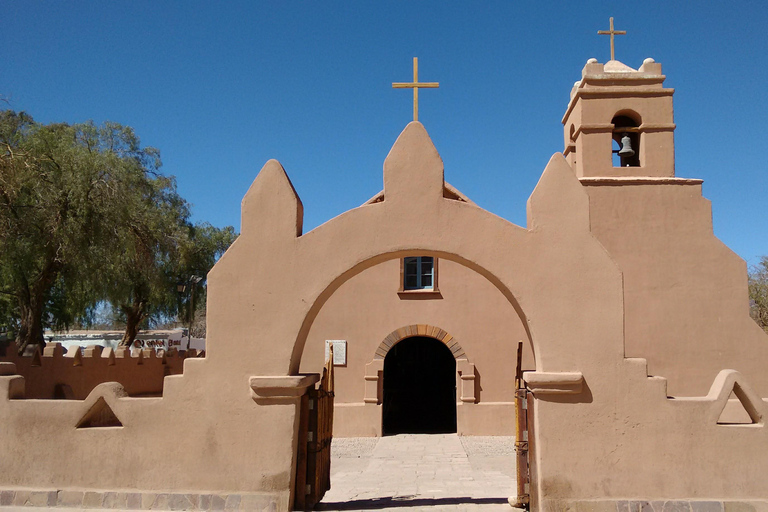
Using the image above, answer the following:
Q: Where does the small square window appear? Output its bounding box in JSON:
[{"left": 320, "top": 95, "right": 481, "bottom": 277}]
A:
[{"left": 402, "top": 256, "right": 435, "bottom": 291}]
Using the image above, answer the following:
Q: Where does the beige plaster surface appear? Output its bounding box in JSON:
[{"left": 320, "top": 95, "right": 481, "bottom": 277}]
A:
[
  {"left": 583, "top": 181, "right": 768, "bottom": 397},
  {"left": 299, "top": 258, "right": 533, "bottom": 436}
]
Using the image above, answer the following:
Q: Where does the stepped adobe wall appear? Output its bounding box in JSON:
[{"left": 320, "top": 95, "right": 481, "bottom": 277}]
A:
[{"left": 0, "top": 342, "right": 196, "bottom": 399}]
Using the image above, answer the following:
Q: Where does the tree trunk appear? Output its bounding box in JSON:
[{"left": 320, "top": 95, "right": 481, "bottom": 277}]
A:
[
  {"left": 119, "top": 299, "right": 146, "bottom": 347},
  {"left": 16, "top": 295, "right": 46, "bottom": 356},
  {"left": 14, "top": 253, "right": 61, "bottom": 356}
]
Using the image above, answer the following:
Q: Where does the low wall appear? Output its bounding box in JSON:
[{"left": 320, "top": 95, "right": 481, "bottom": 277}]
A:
[{"left": 0, "top": 342, "right": 199, "bottom": 399}]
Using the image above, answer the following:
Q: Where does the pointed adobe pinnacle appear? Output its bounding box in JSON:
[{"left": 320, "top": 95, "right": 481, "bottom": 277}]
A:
[
  {"left": 241, "top": 159, "right": 304, "bottom": 239},
  {"left": 383, "top": 122, "right": 444, "bottom": 204},
  {"left": 527, "top": 153, "right": 589, "bottom": 232}
]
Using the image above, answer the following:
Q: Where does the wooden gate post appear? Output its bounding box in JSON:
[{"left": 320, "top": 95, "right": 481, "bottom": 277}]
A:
[
  {"left": 293, "top": 392, "right": 310, "bottom": 511},
  {"left": 511, "top": 341, "right": 531, "bottom": 509}
]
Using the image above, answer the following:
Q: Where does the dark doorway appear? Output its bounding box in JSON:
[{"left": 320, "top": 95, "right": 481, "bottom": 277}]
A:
[{"left": 382, "top": 336, "right": 457, "bottom": 435}]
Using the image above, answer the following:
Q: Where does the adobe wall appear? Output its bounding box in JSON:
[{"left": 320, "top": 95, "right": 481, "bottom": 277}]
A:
[
  {"left": 0, "top": 343, "right": 188, "bottom": 399},
  {"left": 300, "top": 258, "right": 534, "bottom": 436},
  {"left": 582, "top": 179, "right": 768, "bottom": 397},
  {"left": 531, "top": 360, "right": 768, "bottom": 511},
  {"left": 0, "top": 360, "right": 302, "bottom": 510}
]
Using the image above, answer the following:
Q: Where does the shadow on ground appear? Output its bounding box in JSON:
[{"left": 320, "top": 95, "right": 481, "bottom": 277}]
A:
[{"left": 316, "top": 496, "right": 509, "bottom": 510}]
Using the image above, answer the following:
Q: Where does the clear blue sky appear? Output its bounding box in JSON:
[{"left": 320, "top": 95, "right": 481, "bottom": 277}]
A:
[{"left": 4, "top": 2, "right": 767, "bottom": 265}]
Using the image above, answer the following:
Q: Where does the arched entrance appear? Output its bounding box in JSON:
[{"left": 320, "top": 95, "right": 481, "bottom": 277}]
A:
[{"left": 382, "top": 336, "right": 457, "bottom": 435}]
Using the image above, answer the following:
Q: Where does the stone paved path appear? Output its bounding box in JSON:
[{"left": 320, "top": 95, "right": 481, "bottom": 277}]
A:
[{"left": 316, "top": 434, "right": 516, "bottom": 511}]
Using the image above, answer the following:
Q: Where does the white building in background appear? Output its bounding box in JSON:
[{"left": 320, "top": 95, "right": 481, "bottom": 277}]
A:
[{"left": 42, "top": 329, "right": 205, "bottom": 353}]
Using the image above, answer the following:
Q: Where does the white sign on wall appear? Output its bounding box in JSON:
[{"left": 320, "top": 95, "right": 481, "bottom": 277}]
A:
[{"left": 325, "top": 340, "right": 347, "bottom": 366}]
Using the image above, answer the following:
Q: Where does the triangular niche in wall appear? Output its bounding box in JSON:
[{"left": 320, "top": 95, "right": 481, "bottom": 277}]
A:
[
  {"left": 31, "top": 348, "right": 42, "bottom": 367},
  {"left": 76, "top": 397, "right": 123, "bottom": 428},
  {"left": 717, "top": 388, "right": 761, "bottom": 425}
]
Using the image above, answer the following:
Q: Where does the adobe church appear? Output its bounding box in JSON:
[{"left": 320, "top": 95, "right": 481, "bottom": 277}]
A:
[{"left": 1, "top": 40, "right": 768, "bottom": 511}]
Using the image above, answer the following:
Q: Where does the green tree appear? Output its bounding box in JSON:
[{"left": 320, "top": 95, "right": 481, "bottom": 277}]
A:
[
  {"left": 0, "top": 111, "right": 162, "bottom": 354},
  {"left": 0, "top": 110, "right": 237, "bottom": 352},
  {"left": 749, "top": 256, "right": 768, "bottom": 333},
  {"left": 102, "top": 172, "right": 189, "bottom": 346},
  {"left": 177, "top": 223, "right": 237, "bottom": 341}
]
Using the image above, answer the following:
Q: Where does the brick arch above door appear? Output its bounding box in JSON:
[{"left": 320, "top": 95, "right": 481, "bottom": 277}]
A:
[
  {"left": 365, "top": 324, "right": 475, "bottom": 406},
  {"left": 374, "top": 324, "right": 466, "bottom": 360}
]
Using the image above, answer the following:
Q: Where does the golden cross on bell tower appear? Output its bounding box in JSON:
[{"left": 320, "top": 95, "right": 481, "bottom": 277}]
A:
[
  {"left": 392, "top": 57, "right": 439, "bottom": 122},
  {"left": 597, "top": 17, "right": 626, "bottom": 61}
]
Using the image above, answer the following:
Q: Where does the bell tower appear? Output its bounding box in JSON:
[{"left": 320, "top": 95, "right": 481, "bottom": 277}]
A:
[{"left": 561, "top": 57, "right": 676, "bottom": 178}]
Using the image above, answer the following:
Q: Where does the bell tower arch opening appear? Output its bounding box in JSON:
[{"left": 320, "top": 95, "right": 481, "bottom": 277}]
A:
[
  {"left": 382, "top": 336, "right": 457, "bottom": 435},
  {"left": 611, "top": 113, "right": 640, "bottom": 168}
]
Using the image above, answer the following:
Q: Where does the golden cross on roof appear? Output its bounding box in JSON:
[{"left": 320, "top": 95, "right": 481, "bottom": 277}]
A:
[
  {"left": 598, "top": 17, "right": 626, "bottom": 61},
  {"left": 392, "top": 57, "right": 439, "bottom": 122}
]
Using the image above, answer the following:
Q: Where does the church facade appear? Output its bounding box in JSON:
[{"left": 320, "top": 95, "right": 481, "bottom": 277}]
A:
[
  {"left": 298, "top": 56, "right": 768, "bottom": 440},
  {"left": 0, "top": 55, "right": 767, "bottom": 511}
]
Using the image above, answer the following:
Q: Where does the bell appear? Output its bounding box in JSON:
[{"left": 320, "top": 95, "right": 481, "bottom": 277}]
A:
[{"left": 618, "top": 133, "right": 635, "bottom": 158}]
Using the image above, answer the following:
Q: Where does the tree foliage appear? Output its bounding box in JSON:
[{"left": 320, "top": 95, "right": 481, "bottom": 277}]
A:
[
  {"left": 749, "top": 256, "right": 768, "bottom": 333},
  {"left": 0, "top": 110, "right": 236, "bottom": 353},
  {"left": 180, "top": 223, "right": 237, "bottom": 340},
  {"left": 99, "top": 160, "right": 189, "bottom": 346}
]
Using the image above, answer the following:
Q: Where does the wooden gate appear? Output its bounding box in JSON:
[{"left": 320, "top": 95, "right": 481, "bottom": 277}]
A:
[
  {"left": 512, "top": 341, "right": 534, "bottom": 510},
  {"left": 294, "top": 346, "right": 335, "bottom": 511}
]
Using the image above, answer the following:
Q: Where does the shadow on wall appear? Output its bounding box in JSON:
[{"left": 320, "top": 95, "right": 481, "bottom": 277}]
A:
[
  {"left": 474, "top": 366, "right": 482, "bottom": 403},
  {"left": 534, "top": 379, "right": 593, "bottom": 404}
]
